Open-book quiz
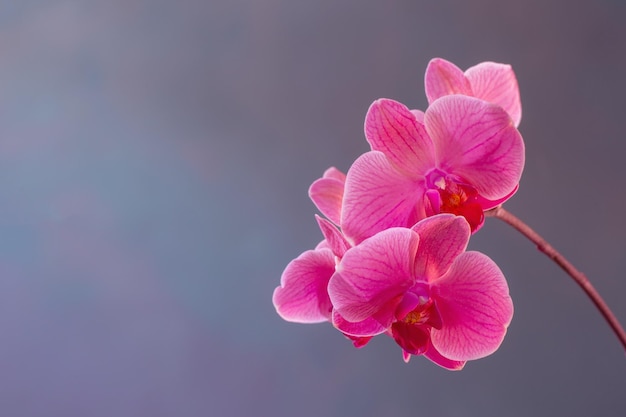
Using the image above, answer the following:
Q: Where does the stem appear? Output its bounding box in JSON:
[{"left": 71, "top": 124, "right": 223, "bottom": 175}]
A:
[{"left": 485, "top": 206, "right": 626, "bottom": 352}]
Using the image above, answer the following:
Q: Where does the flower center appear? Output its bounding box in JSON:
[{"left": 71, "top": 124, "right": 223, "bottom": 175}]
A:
[
  {"left": 391, "top": 292, "right": 442, "bottom": 356},
  {"left": 424, "top": 170, "right": 484, "bottom": 231},
  {"left": 401, "top": 297, "right": 441, "bottom": 328}
]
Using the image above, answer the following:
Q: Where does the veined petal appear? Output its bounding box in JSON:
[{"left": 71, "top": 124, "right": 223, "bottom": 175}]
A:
[
  {"left": 315, "top": 215, "right": 350, "bottom": 258},
  {"left": 309, "top": 168, "right": 346, "bottom": 225},
  {"left": 426, "top": 95, "right": 525, "bottom": 200},
  {"left": 423, "top": 340, "right": 466, "bottom": 370},
  {"left": 364, "top": 99, "right": 435, "bottom": 176},
  {"left": 465, "top": 62, "right": 522, "bottom": 127},
  {"left": 411, "top": 214, "right": 471, "bottom": 282},
  {"left": 328, "top": 228, "right": 419, "bottom": 323},
  {"left": 430, "top": 251, "right": 513, "bottom": 361},
  {"left": 333, "top": 310, "right": 389, "bottom": 337},
  {"left": 425, "top": 58, "right": 473, "bottom": 104},
  {"left": 342, "top": 151, "right": 425, "bottom": 244},
  {"left": 273, "top": 248, "right": 336, "bottom": 323}
]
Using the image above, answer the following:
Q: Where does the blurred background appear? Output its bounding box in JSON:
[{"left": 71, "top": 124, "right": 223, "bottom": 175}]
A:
[{"left": 0, "top": 0, "right": 624, "bottom": 416}]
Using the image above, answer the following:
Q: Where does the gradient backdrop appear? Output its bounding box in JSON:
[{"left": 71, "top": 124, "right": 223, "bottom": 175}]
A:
[{"left": 0, "top": 1, "right": 625, "bottom": 416}]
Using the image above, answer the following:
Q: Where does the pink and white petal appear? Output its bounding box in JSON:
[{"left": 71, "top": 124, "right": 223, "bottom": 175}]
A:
[
  {"left": 328, "top": 228, "right": 419, "bottom": 323},
  {"left": 423, "top": 340, "right": 466, "bottom": 370},
  {"left": 315, "top": 215, "right": 350, "bottom": 258},
  {"left": 426, "top": 95, "right": 525, "bottom": 200},
  {"left": 465, "top": 62, "right": 522, "bottom": 127},
  {"left": 272, "top": 248, "right": 336, "bottom": 323},
  {"left": 364, "top": 99, "right": 436, "bottom": 176},
  {"left": 430, "top": 251, "right": 514, "bottom": 361},
  {"left": 411, "top": 214, "right": 471, "bottom": 282},
  {"left": 425, "top": 58, "right": 473, "bottom": 104},
  {"left": 332, "top": 310, "right": 390, "bottom": 337},
  {"left": 309, "top": 175, "right": 345, "bottom": 226},
  {"left": 342, "top": 151, "right": 425, "bottom": 244}
]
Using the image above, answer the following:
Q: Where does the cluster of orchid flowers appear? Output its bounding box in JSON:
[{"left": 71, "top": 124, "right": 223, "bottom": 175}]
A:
[{"left": 272, "top": 58, "right": 624, "bottom": 369}]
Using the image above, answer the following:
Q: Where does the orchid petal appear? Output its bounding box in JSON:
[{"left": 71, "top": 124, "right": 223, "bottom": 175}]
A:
[
  {"left": 423, "top": 340, "right": 466, "bottom": 370},
  {"left": 364, "top": 99, "right": 435, "bottom": 176},
  {"left": 309, "top": 168, "right": 346, "bottom": 226},
  {"left": 410, "top": 109, "right": 425, "bottom": 123},
  {"left": 314, "top": 239, "right": 329, "bottom": 250},
  {"left": 328, "top": 228, "right": 419, "bottom": 323},
  {"left": 426, "top": 95, "right": 525, "bottom": 200},
  {"left": 315, "top": 215, "right": 350, "bottom": 258},
  {"left": 411, "top": 214, "right": 471, "bottom": 282},
  {"left": 272, "top": 248, "right": 336, "bottom": 323},
  {"left": 332, "top": 310, "right": 389, "bottom": 337},
  {"left": 342, "top": 151, "right": 425, "bottom": 244},
  {"left": 343, "top": 333, "right": 373, "bottom": 348},
  {"left": 475, "top": 184, "right": 518, "bottom": 211},
  {"left": 321, "top": 166, "right": 346, "bottom": 182},
  {"left": 465, "top": 62, "right": 522, "bottom": 127},
  {"left": 430, "top": 251, "right": 513, "bottom": 361},
  {"left": 425, "top": 58, "right": 473, "bottom": 104}
]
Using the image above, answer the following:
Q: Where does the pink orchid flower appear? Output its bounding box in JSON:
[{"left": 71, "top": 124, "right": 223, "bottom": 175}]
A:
[
  {"left": 425, "top": 57, "right": 522, "bottom": 127},
  {"left": 272, "top": 217, "right": 372, "bottom": 348},
  {"left": 273, "top": 167, "right": 350, "bottom": 324},
  {"left": 328, "top": 214, "right": 513, "bottom": 369},
  {"left": 341, "top": 95, "right": 525, "bottom": 244}
]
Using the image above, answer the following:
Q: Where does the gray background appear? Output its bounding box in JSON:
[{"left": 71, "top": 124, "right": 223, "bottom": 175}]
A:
[{"left": 0, "top": 0, "right": 624, "bottom": 416}]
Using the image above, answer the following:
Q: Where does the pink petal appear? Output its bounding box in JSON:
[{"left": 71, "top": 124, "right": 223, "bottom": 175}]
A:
[
  {"left": 332, "top": 310, "right": 389, "bottom": 337},
  {"left": 476, "top": 184, "right": 519, "bottom": 211},
  {"left": 430, "top": 251, "right": 514, "bottom": 361},
  {"left": 425, "top": 95, "right": 525, "bottom": 200},
  {"left": 410, "top": 109, "right": 425, "bottom": 123},
  {"left": 342, "top": 151, "right": 425, "bottom": 244},
  {"left": 328, "top": 228, "right": 419, "bottom": 323},
  {"left": 364, "top": 99, "right": 436, "bottom": 176},
  {"left": 343, "top": 333, "right": 373, "bottom": 348},
  {"left": 423, "top": 340, "right": 466, "bottom": 370},
  {"left": 315, "top": 215, "right": 350, "bottom": 258},
  {"left": 272, "top": 248, "right": 336, "bottom": 323},
  {"left": 411, "top": 214, "right": 471, "bottom": 282},
  {"left": 321, "top": 166, "right": 346, "bottom": 182},
  {"left": 465, "top": 62, "right": 522, "bottom": 127},
  {"left": 309, "top": 168, "right": 346, "bottom": 226},
  {"left": 314, "top": 239, "right": 329, "bottom": 250},
  {"left": 425, "top": 58, "right": 473, "bottom": 104}
]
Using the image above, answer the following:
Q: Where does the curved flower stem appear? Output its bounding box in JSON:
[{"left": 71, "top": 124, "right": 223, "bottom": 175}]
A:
[{"left": 485, "top": 206, "right": 626, "bottom": 352}]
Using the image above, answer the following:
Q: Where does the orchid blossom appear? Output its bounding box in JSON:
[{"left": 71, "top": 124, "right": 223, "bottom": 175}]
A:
[
  {"left": 272, "top": 168, "right": 347, "bottom": 323},
  {"left": 341, "top": 95, "right": 525, "bottom": 243},
  {"left": 273, "top": 169, "right": 373, "bottom": 347},
  {"left": 328, "top": 214, "right": 513, "bottom": 369},
  {"left": 425, "top": 57, "right": 522, "bottom": 127}
]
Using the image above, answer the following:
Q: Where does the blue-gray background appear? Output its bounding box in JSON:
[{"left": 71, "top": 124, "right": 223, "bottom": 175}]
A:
[{"left": 0, "top": 1, "right": 624, "bottom": 416}]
